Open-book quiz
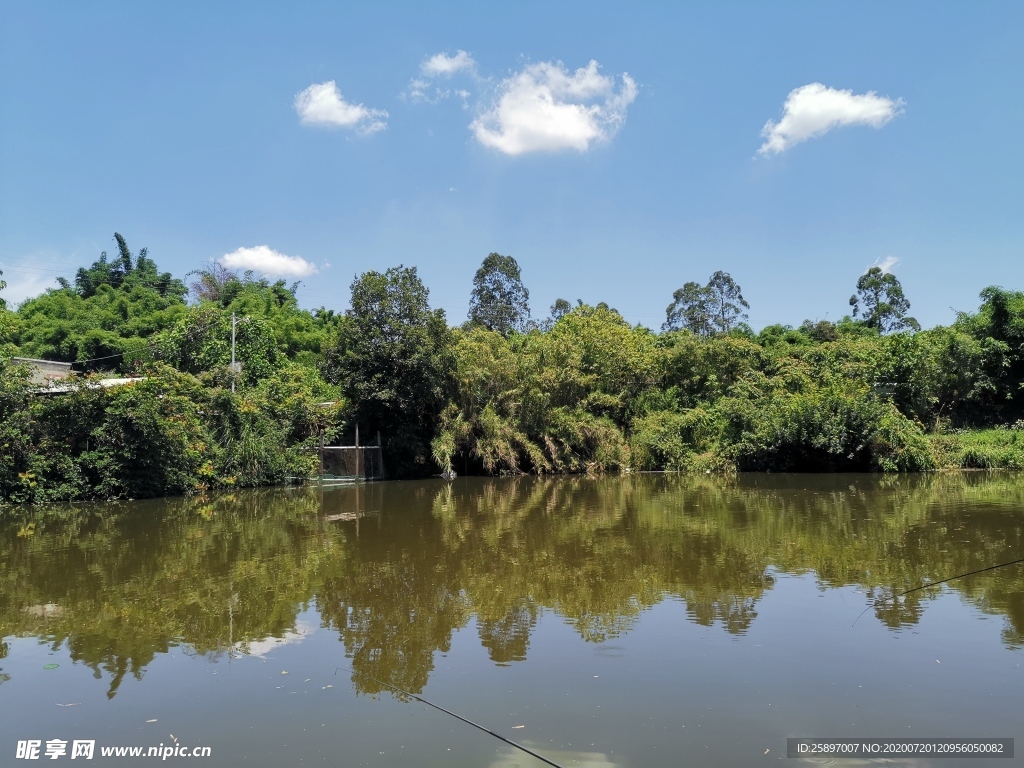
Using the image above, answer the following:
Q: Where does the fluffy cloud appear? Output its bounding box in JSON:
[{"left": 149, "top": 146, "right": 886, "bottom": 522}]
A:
[
  {"left": 422, "top": 50, "right": 476, "bottom": 77},
  {"left": 294, "top": 81, "right": 388, "bottom": 134},
  {"left": 759, "top": 83, "right": 904, "bottom": 155},
  {"left": 471, "top": 60, "right": 637, "bottom": 155},
  {"left": 222, "top": 246, "right": 318, "bottom": 277}
]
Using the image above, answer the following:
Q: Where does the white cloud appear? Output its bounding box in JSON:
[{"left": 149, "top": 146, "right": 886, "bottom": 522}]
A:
[
  {"left": 759, "top": 83, "right": 904, "bottom": 155},
  {"left": 222, "top": 246, "right": 318, "bottom": 277},
  {"left": 870, "top": 255, "right": 900, "bottom": 274},
  {"left": 406, "top": 78, "right": 432, "bottom": 101},
  {"left": 405, "top": 78, "right": 452, "bottom": 105},
  {"left": 471, "top": 60, "right": 637, "bottom": 155},
  {"left": 2, "top": 270, "right": 60, "bottom": 307},
  {"left": 235, "top": 619, "right": 316, "bottom": 658},
  {"left": 294, "top": 81, "right": 388, "bottom": 134},
  {"left": 422, "top": 50, "right": 476, "bottom": 77},
  {"left": 404, "top": 50, "right": 476, "bottom": 103}
]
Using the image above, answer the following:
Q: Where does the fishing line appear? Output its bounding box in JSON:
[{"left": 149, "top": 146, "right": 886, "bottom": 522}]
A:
[
  {"left": 334, "top": 665, "right": 566, "bottom": 768},
  {"left": 852, "top": 556, "right": 1024, "bottom": 627}
]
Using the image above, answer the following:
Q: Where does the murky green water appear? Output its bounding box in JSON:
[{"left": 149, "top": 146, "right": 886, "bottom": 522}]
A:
[{"left": 1, "top": 474, "right": 1023, "bottom": 767}]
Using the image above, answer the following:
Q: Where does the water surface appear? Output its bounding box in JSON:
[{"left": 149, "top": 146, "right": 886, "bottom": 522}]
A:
[{"left": 1, "top": 474, "right": 1023, "bottom": 766}]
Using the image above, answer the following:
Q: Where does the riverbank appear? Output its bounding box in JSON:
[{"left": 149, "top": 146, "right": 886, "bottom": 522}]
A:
[{"left": 928, "top": 427, "right": 1024, "bottom": 469}]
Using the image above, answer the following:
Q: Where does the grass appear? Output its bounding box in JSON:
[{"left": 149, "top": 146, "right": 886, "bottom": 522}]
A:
[{"left": 929, "top": 428, "right": 1024, "bottom": 470}]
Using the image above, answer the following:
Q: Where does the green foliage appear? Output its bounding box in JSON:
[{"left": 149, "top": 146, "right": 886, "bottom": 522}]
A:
[
  {"left": 630, "top": 408, "right": 728, "bottom": 472},
  {"left": 6, "top": 238, "right": 1024, "bottom": 493},
  {"left": 721, "top": 379, "right": 933, "bottom": 472},
  {"left": 849, "top": 266, "right": 919, "bottom": 333},
  {"left": 660, "top": 332, "right": 769, "bottom": 407},
  {"left": 160, "top": 307, "right": 280, "bottom": 385},
  {"left": 189, "top": 267, "right": 336, "bottom": 362},
  {"left": 873, "top": 327, "right": 1006, "bottom": 429},
  {"left": 929, "top": 428, "right": 1024, "bottom": 470},
  {"left": 15, "top": 284, "right": 187, "bottom": 369},
  {"left": 0, "top": 359, "right": 35, "bottom": 498},
  {"left": 331, "top": 266, "right": 451, "bottom": 475},
  {"left": 156, "top": 272, "right": 339, "bottom": 384},
  {"left": 467, "top": 252, "right": 531, "bottom": 335},
  {"left": 13, "top": 236, "right": 188, "bottom": 370},
  {"left": 433, "top": 306, "right": 654, "bottom": 474},
  {"left": 549, "top": 298, "right": 571, "bottom": 322},
  {"left": 956, "top": 286, "right": 1024, "bottom": 421},
  {"left": 664, "top": 271, "right": 749, "bottom": 336},
  {"left": 0, "top": 362, "right": 339, "bottom": 503},
  {"left": 0, "top": 308, "right": 17, "bottom": 359},
  {"left": 62, "top": 233, "right": 187, "bottom": 301}
]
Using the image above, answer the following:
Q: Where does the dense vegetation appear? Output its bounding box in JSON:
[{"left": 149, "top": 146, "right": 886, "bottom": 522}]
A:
[{"left": 2, "top": 233, "right": 1023, "bottom": 503}]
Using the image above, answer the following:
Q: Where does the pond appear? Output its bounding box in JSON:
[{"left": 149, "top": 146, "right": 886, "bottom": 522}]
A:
[{"left": 1, "top": 474, "right": 1022, "bottom": 767}]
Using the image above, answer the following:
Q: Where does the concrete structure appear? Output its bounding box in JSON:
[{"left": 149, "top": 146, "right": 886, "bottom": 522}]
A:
[
  {"left": 33, "top": 377, "right": 146, "bottom": 395},
  {"left": 11, "top": 357, "right": 73, "bottom": 386}
]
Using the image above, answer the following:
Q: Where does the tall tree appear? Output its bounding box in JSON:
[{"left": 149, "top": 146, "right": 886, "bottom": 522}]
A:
[
  {"left": 663, "top": 271, "right": 749, "bottom": 337},
  {"left": 58, "top": 233, "right": 186, "bottom": 301},
  {"left": 706, "top": 270, "right": 750, "bottom": 334},
  {"left": 468, "top": 253, "right": 531, "bottom": 335},
  {"left": 333, "top": 266, "right": 451, "bottom": 474},
  {"left": 0, "top": 268, "right": 6, "bottom": 310},
  {"left": 550, "top": 298, "right": 572, "bottom": 322},
  {"left": 849, "top": 267, "right": 919, "bottom": 333}
]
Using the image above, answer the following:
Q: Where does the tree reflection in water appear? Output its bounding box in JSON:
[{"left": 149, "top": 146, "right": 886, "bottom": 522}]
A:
[{"left": 1, "top": 472, "right": 1022, "bottom": 697}]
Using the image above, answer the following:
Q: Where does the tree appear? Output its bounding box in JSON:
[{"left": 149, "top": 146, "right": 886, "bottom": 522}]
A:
[
  {"left": 706, "top": 271, "right": 750, "bottom": 334},
  {"left": 664, "top": 282, "right": 712, "bottom": 336},
  {"left": 956, "top": 286, "right": 1024, "bottom": 420},
  {"left": 798, "top": 319, "right": 839, "bottom": 343},
  {"left": 0, "top": 268, "right": 6, "bottom": 310},
  {"left": 550, "top": 298, "right": 571, "bottom": 322},
  {"left": 849, "top": 267, "right": 919, "bottom": 333},
  {"left": 187, "top": 261, "right": 239, "bottom": 303},
  {"left": 663, "top": 271, "right": 749, "bottom": 337},
  {"left": 16, "top": 282, "right": 187, "bottom": 367},
  {"left": 57, "top": 233, "right": 187, "bottom": 301},
  {"left": 333, "top": 266, "right": 451, "bottom": 474},
  {"left": 468, "top": 253, "right": 531, "bottom": 335}
]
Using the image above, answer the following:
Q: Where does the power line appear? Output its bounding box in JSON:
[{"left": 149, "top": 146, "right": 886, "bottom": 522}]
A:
[{"left": 69, "top": 316, "right": 222, "bottom": 366}]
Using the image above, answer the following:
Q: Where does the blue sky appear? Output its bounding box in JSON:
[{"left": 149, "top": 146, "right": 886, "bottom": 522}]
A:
[{"left": 1, "top": 2, "right": 1021, "bottom": 331}]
